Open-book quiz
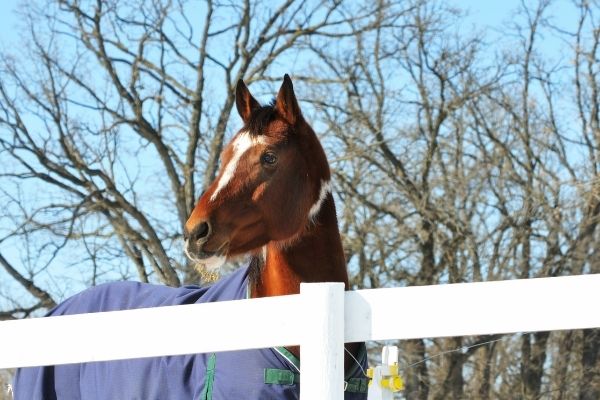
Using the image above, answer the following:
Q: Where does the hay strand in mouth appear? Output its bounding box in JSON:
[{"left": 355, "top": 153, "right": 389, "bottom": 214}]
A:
[{"left": 195, "top": 263, "right": 220, "bottom": 283}]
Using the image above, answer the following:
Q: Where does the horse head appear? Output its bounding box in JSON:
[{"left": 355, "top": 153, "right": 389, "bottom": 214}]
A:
[{"left": 184, "top": 75, "right": 331, "bottom": 270}]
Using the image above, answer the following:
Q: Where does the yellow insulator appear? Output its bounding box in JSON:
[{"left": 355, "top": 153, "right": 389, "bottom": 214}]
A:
[
  {"left": 380, "top": 364, "right": 404, "bottom": 392},
  {"left": 390, "top": 375, "right": 404, "bottom": 392}
]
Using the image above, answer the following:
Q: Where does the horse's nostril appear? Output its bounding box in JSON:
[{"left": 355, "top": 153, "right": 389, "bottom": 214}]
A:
[
  {"left": 198, "top": 222, "right": 209, "bottom": 238},
  {"left": 191, "top": 221, "right": 211, "bottom": 242}
]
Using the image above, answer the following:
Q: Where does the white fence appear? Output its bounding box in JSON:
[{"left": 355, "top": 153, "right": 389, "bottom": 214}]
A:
[{"left": 2, "top": 274, "right": 600, "bottom": 399}]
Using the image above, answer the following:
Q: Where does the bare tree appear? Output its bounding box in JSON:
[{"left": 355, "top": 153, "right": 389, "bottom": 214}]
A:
[
  {"left": 0, "top": 0, "right": 387, "bottom": 317},
  {"left": 306, "top": 0, "right": 600, "bottom": 398},
  {"left": 306, "top": 1, "right": 503, "bottom": 397},
  {"left": 2, "top": 0, "right": 600, "bottom": 398}
]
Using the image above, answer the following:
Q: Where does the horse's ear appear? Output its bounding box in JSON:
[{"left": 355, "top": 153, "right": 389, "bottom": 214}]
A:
[
  {"left": 275, "top": 74, "right": 302, "bottom": 125},
  {"left": 236, "top": 79, "right": 260, "bottom": 123}
]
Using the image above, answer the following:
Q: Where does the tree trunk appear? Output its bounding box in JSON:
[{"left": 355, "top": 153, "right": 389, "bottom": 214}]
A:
[
  {"left": 579, "top": 329, "right": 600, "bottom": 400},
  {"left": 404, "top": 338, "right": 430, "bottom": 400},
  {"left": 552, "top": 331, "right": 574, "bottom": 400},
  {"left": 434, "top": 337, "right": 464, "bottom": 400},
  {"left": 520, "top": 331, "right": 550, "bottom": 399},
  {"left": 477, "top": 340, "right": 496, "bottom": 399}
]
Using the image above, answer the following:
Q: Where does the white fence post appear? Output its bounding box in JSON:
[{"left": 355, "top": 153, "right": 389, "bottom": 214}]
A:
[{"left": 300, "top": 282, "right": 345, "bottom": 400}]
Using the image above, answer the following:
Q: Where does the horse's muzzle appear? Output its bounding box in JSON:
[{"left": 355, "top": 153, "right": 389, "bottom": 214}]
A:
[
  {"left": 185, "top": 221, "right": 211, "bottom": 243},
  {"left": 183, "top": 220, "right": 213, "bottom": 260}
]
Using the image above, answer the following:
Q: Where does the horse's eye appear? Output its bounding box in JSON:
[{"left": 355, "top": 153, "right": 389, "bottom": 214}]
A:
[{"left": 261, "top": 152, "right": 277, "bottom": 166}]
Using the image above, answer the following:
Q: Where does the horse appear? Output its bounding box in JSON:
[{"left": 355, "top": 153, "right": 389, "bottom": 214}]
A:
[{"left": 13, "top": 75, "right": 368, "bottom": 399}]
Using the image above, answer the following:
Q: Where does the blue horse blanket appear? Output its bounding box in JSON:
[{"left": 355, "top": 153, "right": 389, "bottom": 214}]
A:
[{"left": 13, "top": 264, "right": 368, "bottom": 399}]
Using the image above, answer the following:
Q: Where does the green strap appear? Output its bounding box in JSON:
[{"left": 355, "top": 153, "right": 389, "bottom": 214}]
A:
[
  {"left": 264, "top": 368, "right": 369, "bottom": 393},
  {"left": 345, "top": 377, "right": 369, "bottom": 393},
  {"left": 200, "top": 353, "right": 216, "bottom": 400},
  {"left": 264, "top": 368, "right": 299, "bottom": 385}
]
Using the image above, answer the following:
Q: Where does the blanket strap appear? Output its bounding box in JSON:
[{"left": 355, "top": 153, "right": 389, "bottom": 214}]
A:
[
  {"left": 200, "top": 353, "right": 216, "bottom": 400},
  {"left": 263, "top": 369, "right": 368, "bottom": 393},
  {"left": 345, "top": 377, "right": 369, "bottom": 393},
  {"left": 264, "top": 368, "right": 299, "bottom": 385}
]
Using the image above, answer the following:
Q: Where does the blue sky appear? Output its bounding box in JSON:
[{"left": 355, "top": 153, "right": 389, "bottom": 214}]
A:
[
  {"left": 0, "top": 0, "right": 19, "bottom": 44},
  {"left": 0, "top": 1, "right": 506, "bottom": 41},
  {"left": 0, "top": 1, "right": 577, "bottom": 40},
  {"left": 0, "top": 0, "right": 582, "bottom": 303},
  {"left": 0, "top": 1, "right": 579, "bottom": 67}
]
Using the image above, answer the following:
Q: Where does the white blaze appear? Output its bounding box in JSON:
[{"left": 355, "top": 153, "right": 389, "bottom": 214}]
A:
[
  {"left": 211, "top": 131, "right": 265, "bottom": 202},
  {"left": 308, "top": 180, "right": 331, "bottom": 222}
]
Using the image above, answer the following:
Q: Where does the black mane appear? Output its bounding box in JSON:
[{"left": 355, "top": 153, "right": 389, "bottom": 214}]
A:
[{"left": 245, "top": 99, "right": 276, "bottom": 135}]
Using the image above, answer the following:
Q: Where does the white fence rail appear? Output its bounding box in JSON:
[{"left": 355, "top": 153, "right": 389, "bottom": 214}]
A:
[{"left": 2, "top": 274, "right": 600, "bottom": 399}]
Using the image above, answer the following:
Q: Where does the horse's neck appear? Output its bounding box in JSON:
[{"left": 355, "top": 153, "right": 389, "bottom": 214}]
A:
[
  {"left": 253, "top": 193, "right": 349, "bottom": 298},
  {"left": 251, "top": 193, "right": 360, "bottom": 369}
]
